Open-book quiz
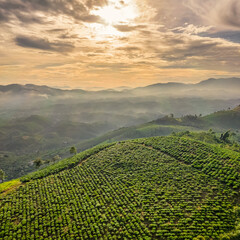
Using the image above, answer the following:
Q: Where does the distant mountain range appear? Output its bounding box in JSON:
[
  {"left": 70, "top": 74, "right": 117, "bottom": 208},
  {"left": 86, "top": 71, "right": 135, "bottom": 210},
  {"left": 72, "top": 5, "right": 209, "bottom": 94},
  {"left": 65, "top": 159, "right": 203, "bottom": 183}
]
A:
[
  {"left": 1, "top": 77, "right": 240, "bottom": 180},
  {"left": 131, "top": 77, "right": 240, "bottom": 97},
  {"left": 1, "top": 77, "right": 240, "bottom": 96}
]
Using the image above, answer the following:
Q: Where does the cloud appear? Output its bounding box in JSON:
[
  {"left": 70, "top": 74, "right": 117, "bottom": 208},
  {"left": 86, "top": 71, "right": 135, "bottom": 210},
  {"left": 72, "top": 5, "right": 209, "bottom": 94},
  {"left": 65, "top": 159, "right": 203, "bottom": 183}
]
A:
[
  {"left": 114, "top": 24, "right": 146, "bottom": 32},
  {"left": 187, "top": 0, "right": 240, "bottom": 30},
  {"left": 117, "top": 46, "right": 141, "bottom": 52},
  {"left": 0, "top": 0, "right": 106, "bottom": 24},
  {"left": 15, "top": 36, "right": 74, "bottom": 53},
  {"left": 201, "top": 31, "right": 240, "bottom": 43},
  {"left": 154, "top": 33, "right": 240, "bottom": 71},
  {"left": 173, "top": 24, "right": 212, "bottom": 35},
  {"left": 85, "top": 0, "right": 108, "bottom": 9}
]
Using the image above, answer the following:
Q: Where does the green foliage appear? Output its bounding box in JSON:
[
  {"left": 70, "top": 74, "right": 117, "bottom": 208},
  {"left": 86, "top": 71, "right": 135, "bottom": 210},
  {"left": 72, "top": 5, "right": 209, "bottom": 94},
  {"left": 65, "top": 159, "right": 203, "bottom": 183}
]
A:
[
  {"left": 220, "top": 130, "right": 231, "bottom": 142},
  {"left": 20, "top": 143, "right": 114, "bottom": 182},
  {"left": 0, "top": 179, "right": 21, "bottom": 193},
  {"left": 33, "top": 158, "right": 43, "bottom": 168},
  {"left": 134, "top": 136, "right": 240, "bottom": 189},
  {"left": 52, "top": 155, "right": 61, "bottom": 163},
  {"left": 70, "top": 146, "right": 77, "bottom": 155},
  {"left": 0, "top": 169, "right": 7, "bottom": 183},
  {"left": 0, "top": 137, "right": 239, "bottom": 239}
]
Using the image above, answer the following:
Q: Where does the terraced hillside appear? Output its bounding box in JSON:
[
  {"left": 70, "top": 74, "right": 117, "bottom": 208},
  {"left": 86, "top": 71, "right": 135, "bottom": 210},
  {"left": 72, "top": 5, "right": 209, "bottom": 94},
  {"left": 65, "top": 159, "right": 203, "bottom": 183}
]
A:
[{"left": 0, "top": 137, "right": 240, "bottom": 239}]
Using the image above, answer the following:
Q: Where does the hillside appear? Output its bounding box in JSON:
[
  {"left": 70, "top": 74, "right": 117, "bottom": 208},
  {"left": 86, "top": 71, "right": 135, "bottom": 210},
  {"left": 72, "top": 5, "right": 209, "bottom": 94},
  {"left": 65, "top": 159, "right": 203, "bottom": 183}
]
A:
[
  {"left": 72, "top": 106, "right": 240, "bottom": 153},
  {"left": 0, "top": 115, "right": 117, "bottom": 180},
  {"left": 0, "top": 136, "right": 240, "bottom": 239},
  {"left": 202, "top": 105, "right": 240, "bottom": 130},
  {"left": 2, "top": 104, "right": 240, "bottom": 181}
]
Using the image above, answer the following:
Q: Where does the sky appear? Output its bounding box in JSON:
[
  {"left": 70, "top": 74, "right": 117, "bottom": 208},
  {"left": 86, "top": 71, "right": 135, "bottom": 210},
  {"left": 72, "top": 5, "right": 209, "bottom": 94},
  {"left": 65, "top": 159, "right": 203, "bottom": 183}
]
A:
[{"left": 0, "top": 0, "right": 240, "bottom": 89}]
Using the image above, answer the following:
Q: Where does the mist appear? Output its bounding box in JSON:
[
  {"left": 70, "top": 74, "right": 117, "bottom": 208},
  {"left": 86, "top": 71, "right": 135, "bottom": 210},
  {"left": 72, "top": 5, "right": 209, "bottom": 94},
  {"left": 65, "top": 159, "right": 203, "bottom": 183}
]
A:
[{"left": 0, "top": 77, "right": 240, "bottom": 180}]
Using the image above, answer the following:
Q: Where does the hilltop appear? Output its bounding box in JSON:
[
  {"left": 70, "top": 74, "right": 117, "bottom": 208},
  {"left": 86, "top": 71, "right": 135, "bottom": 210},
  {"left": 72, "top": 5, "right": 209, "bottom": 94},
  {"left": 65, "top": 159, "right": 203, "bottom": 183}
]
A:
[
  {"left": 234, "top": 105, "right": 240, "bottom": 112},
  {"left": 71, "top": 105, "right": 240, "bottom": 152},
  {"left": 0, "top": 136, "right": 240, "bottom": 239}
]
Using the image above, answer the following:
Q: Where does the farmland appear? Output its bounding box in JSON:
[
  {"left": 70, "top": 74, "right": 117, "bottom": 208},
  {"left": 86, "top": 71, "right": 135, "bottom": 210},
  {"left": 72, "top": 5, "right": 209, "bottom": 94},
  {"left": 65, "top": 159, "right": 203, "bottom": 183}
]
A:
[{"left": 0, "top": 136, "right": 240, "bottom": 239}]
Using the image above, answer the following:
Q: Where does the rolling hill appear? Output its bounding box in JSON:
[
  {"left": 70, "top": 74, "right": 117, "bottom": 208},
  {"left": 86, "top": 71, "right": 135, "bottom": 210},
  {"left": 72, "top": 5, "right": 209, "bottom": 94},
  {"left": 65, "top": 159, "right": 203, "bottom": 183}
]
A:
[
  {"left": 0, "top": 136, "right": 240, "bottom": 239},
  {"left": 202, "top": 105, "right": 240, "bottom": 130},
  {"left": 1, "top": 78, "right": 240, "bottom": 182},
  {"left": 70, "top": 105, "right": 240, "bottom": 153},
  {"left": 2, "top": 105, "right": 240, "bottom": 181}
]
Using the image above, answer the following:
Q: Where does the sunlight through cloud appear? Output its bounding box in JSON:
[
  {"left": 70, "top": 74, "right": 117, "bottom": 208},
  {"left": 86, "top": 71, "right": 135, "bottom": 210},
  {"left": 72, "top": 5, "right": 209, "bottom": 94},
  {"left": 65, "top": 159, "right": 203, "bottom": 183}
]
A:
[{"left": 91, "top": 0, "right": 138, "bottom": 25}]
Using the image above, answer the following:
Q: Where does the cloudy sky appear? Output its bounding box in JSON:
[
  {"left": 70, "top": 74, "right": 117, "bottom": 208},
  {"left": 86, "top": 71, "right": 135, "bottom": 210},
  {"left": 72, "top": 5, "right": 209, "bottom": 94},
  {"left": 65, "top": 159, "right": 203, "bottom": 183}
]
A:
[{"left": 1, "top": 0, "right": 240, "bottom": 89}]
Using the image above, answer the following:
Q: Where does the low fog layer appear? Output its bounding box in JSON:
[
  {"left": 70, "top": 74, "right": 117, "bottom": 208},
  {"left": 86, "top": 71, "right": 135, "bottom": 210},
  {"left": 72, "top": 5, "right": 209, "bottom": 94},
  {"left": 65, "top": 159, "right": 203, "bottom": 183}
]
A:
[{"left": 0, "top": 77, "right": 240, "bottom": 180}]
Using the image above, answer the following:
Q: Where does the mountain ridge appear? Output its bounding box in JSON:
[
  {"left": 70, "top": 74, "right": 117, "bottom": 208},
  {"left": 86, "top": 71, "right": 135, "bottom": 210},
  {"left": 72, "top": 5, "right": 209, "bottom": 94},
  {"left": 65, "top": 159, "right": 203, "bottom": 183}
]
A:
[{"left": 1, "top": 77, "right": 240, "bottom": 94}]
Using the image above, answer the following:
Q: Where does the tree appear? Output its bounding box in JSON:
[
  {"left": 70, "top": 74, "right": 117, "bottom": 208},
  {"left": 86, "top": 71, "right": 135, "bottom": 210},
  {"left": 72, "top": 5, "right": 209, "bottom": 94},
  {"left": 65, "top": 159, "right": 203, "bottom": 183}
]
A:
[
  {"left": 208, "top": 129, "right": 215, "bottom": 135},
  {"left": 220, "top": 130, "right": 231, "bottom": 142},
  {"left": 70, "top": 146, "right": 77, "bottom": 155},
  {"left": 0, "top": 169, "right": 7, "bottom": 183},
  {"left": 34, "top": 158, "right": 43, "bottom": 168},
  {"left": 52, "top": 155, "right": 61, "bottom": 163}
]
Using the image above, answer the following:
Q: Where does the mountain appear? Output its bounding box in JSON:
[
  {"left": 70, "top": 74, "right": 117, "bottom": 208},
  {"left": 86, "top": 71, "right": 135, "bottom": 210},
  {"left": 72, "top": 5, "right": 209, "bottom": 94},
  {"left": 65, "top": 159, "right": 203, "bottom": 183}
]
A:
[
  {"left": 1, "top": 79, "right": 240, "bottom": 181},
  {"left": 0, "top": 84, "right": 85, "bottom": 96},
  {"left": 130, "top": 77, "right": 240, "bottom": 98},
  {"left": 1, "top": 136, "right": 240, "bottom": 239},
  {"left": 73, "top": 105, "right": 240, "bottom": 152},
  {"left": 0, "top": 115, "right": 117, "bottom": 180},
  {"left": 134, "top": 82, "right": 189, "bottom": 92},
  {"left": 1, "top": 77, "right": 240, "bottom": 97},
  {"left": 0, "top": 115, "right": 115, "bottom": 154},
  {"left": 197, "top": 77, "right": 240, "bottom": 88},
  {"left": 2, "top": 104, "right": 240, "bottom": 181}
]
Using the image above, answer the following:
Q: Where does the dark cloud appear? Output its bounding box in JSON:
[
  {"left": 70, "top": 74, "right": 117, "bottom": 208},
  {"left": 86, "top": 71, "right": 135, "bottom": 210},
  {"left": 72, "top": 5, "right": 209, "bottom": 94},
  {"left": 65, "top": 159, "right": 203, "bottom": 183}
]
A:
[
  {"left": 15, "top": 36, "right": 74, "bottom": 53},
  {"left": 0, "top": 0, "right": 106, "bottom": 24},
  {"left": 117, "top": 46, "right": 141, "bottom": 52},
  {"left": 89, "top": 63, "right": 131, "bottom": 71},
  {"left": 0, "top": 10, "right": 7, "bottom": 21},
  {"left": 153, "top": 35, "right": 220, "bottom": 62},
  {"left": 114, "top": 24, "right": 146, "bottom": 32},
  {"left": 149, "top": 33, "right": 240, "bottom": 71},
  {"left": 85, "top": 0, "right": 108, "bottom": 9},
  {"left": 46, "top": 28, "right": 66, "bottom": 33}
]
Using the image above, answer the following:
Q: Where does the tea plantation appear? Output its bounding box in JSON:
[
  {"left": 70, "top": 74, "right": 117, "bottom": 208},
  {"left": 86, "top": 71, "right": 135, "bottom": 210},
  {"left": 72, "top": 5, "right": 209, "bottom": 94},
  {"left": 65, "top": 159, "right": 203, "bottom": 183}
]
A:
[{"left": 0, "top": 136, "right": 239, "bottom": 239}]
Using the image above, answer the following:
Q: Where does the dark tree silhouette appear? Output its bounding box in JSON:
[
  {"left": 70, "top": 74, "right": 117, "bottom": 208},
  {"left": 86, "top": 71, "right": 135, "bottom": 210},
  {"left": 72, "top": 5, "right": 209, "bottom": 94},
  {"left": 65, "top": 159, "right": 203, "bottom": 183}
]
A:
[
  {"left": 70, "top": 146, "right": 77, "bottom": 155},
  {"left": 34, "top": 158, "right": 43, "bottom": 168}
]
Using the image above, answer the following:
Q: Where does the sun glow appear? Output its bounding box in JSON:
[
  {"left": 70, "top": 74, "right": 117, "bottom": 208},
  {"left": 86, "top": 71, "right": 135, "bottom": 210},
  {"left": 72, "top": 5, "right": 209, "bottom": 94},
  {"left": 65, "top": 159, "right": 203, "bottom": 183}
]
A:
[
  {"left": 93, "top": 1, "right": 138, "bottom": 25},
  {"left": 89, "top": 1, "right": 138, "bottom": 38}
]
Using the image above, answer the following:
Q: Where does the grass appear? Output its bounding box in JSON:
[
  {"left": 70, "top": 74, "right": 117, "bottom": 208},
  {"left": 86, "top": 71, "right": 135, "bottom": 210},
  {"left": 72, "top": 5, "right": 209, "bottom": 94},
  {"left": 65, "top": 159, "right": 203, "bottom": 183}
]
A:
[{"left": 0, "top": 179, "right": 21, "bottom": 193}]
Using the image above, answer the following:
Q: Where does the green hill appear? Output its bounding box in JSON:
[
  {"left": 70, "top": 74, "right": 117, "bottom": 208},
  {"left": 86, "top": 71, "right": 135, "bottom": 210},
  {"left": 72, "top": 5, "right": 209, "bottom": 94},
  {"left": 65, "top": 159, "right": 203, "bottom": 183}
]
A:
[
  {"left": 67, "top": 107, "right": 240, "bottom": 157},
  {"left": 1, "top": 136, "right": 240, "bottom": 239},
  {"left": 2, "top": 105, "right": 240, "bottom": 181},
  {"left": 202, "top": 105, "right": 240, "bottom": 130},
  {"left": 0, "top": 115, "right": 116, "bottom": 180}
]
